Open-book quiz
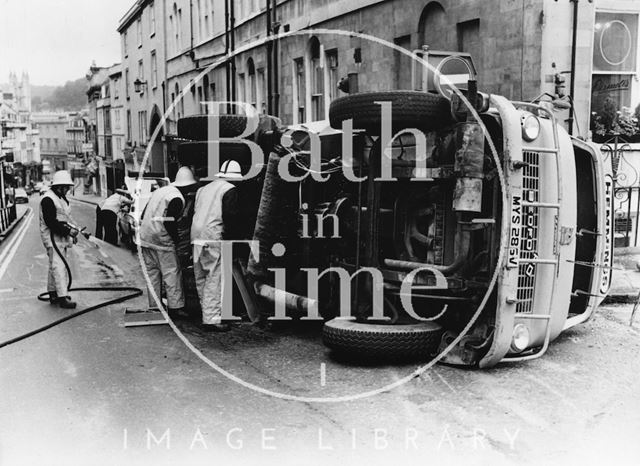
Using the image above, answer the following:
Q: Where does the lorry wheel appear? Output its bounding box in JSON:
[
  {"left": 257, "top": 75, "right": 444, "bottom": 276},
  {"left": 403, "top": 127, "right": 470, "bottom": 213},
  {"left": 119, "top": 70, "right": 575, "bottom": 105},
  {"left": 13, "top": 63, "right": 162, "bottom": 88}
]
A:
[
  {"left": 329, "top": 91, "right": 453, "bottom": 135},
  {"left": 178, "top": 115, "right": 250, "bottom": 140},
  {"left": 323, "top": 319, "right": 443, "bottom": 360},
  {"left": 177, "top": 141, "right": 254, "bottom": 169}
]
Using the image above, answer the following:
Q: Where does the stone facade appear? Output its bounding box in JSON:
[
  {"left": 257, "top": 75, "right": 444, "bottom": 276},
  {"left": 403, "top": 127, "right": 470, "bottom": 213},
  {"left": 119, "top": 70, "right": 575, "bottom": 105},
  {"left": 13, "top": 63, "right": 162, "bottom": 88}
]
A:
[
  {"left": 118, "top": 0, "right": 167, "bottom": 175},
  {"left": 116, "top": 0, "right": 640, "bottom": 176}
]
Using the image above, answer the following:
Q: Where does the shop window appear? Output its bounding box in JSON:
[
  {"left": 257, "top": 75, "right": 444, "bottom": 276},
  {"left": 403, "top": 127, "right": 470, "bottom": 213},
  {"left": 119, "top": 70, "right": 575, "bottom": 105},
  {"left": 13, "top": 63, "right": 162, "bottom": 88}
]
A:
[{"left": 590, "top": 12, "right": 640, "bottom": 142}]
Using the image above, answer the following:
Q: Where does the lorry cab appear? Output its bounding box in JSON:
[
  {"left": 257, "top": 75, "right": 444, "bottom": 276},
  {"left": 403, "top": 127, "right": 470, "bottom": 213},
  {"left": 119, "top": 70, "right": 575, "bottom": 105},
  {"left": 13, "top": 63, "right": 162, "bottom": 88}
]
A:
[{"left": 476, "top": 96, "right": 613, "bottom": 366}]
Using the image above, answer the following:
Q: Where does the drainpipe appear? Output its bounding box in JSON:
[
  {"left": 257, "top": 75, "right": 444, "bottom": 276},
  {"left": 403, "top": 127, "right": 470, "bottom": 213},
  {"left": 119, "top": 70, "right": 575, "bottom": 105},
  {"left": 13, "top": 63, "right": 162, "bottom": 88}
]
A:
[
  {"left": 189, "top": 0, "right": 195, "bottom": 61},
  {"left": 162, "top": 80, "right": 168, "bottom": 176},
  {"left": 568, "top": 0, "right": 579, "bottom": 135},
  {"left": 163, "top": 0, "right": 170, "bottom": 176},
  {"left": 230, "top": 0, "right": 237, "bottom": 103},
  {"left": 272, "top": 2, "right": 280, "bottom": 117},
  {"left": 225, "top": 0, "right": 231, "bottom": 111},
  {"left": 266, "top": 0, "right": 273, "bottom": 115}
]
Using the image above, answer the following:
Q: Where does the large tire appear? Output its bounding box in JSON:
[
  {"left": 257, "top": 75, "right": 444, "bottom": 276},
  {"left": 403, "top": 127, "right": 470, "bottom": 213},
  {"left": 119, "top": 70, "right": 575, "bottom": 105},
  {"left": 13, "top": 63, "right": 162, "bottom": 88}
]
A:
[
  {"left": 329, "top": 91, "right": 453, "bottom": 135},
  {"left": 323, "top": 319, "right": 443, "bottom": 360},
  {"left": 178, "top": 115, "right": 250, "bottom": 140},
  {"left": 177, "top": 141, "right": 255, "bottom": 172}
]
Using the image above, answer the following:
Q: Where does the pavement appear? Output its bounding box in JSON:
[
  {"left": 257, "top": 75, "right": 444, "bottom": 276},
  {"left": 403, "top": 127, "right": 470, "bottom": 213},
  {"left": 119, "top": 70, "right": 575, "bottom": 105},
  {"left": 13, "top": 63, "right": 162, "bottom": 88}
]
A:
[{"left": 605, "top": 247, "right": 640, "bottom": 303}]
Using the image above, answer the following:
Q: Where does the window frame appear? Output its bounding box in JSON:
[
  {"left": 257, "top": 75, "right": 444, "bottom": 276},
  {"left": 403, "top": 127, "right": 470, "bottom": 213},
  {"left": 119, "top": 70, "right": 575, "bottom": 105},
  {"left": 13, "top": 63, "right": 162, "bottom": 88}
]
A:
[
  {"left": 137, "top": 17, "right": 142, "bottom": 48},
  {"left": 149, "top": 1, "right": 156, "bottom": 37},
  {"left": 151, "top": 50, "right": 158, "bottom": 89}
]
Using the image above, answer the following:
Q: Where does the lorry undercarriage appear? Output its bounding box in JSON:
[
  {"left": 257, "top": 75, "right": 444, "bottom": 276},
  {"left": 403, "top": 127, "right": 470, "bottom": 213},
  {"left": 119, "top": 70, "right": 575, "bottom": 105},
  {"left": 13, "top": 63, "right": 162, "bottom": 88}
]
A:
[{"left": 175, "top": 82, "right": 612, "bottom": 368}]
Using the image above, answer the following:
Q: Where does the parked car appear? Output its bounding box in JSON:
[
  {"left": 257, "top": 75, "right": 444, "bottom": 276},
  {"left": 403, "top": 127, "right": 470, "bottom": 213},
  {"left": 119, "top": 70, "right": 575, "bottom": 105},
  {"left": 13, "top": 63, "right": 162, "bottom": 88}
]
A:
[
  {"left": 118, "top": 176, "right": 170, "bottom": 249},
  {"left": 36, "top": 181, "right": 50, "bottom": 195},
  {"left": 14, "top": 188, "right": 29, "bottom": 204}
]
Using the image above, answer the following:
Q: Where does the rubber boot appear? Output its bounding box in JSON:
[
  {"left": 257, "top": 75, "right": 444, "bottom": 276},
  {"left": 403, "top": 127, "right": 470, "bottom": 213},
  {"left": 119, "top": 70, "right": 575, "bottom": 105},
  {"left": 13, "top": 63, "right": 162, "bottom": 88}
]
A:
[
  {"left": 168, "top": 307, "right": 190, "bottom": 320},
  {"left": 201, "top": 323, "right": 231, "bottom": 332},
  {"left": 58, "top": 296, "right": 77, "bottom": 309},
  {"left": 48, "top": 291, "right": 59, "bottom": 305}
]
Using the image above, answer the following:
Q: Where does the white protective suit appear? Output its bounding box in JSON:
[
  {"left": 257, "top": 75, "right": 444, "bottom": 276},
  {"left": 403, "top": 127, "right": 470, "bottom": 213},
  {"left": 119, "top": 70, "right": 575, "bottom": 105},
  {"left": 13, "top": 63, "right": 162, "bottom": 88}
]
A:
[
  {"left": 191, "top": 178, "right": 235, "bottom": 324},
  {"left": 39, "top": 190, "right": 74, "bottom": 297},
  {"left": 138, "top": 185, "right": 185, "bottom": 310}
]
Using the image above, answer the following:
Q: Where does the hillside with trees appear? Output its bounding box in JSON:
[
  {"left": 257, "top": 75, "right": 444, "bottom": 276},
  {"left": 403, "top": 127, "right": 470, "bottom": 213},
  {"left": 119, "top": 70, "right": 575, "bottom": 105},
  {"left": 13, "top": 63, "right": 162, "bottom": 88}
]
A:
[{"left": 31, "top": 78, "right": 87, "bottom": 112}]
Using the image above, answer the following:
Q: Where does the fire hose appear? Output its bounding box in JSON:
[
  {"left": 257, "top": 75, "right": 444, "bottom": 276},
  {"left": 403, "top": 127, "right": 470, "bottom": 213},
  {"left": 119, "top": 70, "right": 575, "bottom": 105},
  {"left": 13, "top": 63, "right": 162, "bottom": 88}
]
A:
[{"left": 0, "top": 223, "right": 143, "bottom": 349}]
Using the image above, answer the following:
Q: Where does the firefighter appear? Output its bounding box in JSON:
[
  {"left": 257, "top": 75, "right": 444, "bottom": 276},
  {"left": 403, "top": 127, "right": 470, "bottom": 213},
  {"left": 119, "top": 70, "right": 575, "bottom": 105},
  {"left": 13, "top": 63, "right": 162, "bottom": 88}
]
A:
[
  {"left": 39, "top": 170, "right": 79, "bottom": 309},
  {"left": 97, "top": 188, "right": 133, "bottom": 245},
  {"left": 138, "top": 167, "right": 197, "bottom": 316},
  {"left": 191, "top": 160, "right": 241, "bottom": 332}
]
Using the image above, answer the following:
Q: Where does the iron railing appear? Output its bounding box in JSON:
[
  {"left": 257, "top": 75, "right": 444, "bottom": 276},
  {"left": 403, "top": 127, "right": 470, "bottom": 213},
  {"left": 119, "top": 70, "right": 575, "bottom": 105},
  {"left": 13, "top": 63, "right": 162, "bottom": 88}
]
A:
[
  {"left": 601, "top": 134, "right": 640, "bottom": 247},
  {"left": 0, "top": 204, "right": 17, "bottom": 235}
]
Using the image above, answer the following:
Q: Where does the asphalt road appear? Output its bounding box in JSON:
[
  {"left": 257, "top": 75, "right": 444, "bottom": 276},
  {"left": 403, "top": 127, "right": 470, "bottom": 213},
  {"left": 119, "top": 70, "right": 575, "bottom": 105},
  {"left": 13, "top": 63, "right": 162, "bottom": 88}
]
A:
[{"left": 0, "top": 195, "right": 639, "bottom": 466}]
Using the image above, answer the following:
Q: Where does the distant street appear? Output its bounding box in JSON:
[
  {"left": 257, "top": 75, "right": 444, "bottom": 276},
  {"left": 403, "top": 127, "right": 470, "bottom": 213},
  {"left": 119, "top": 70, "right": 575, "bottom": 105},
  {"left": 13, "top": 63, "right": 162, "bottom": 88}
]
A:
[{"left": 0, "top": 194, "right": 637, "bottom": 465}]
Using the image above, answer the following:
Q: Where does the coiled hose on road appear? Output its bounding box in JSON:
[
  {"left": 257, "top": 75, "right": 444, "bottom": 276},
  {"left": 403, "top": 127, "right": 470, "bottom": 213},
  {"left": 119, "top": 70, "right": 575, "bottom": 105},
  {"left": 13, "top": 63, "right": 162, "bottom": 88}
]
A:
[{"left": 0, "top": 230, "right": 143, "bottom": 349}]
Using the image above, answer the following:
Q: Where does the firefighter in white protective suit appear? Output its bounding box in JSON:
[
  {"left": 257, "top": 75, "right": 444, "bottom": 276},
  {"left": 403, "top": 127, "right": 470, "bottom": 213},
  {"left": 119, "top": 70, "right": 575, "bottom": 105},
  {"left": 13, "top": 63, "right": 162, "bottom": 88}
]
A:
[
  {"left": 138, "top": 166, "right": 198, "bottom": 315},
  {"left": 39, "top": 170, "right": 79, "bottom": 309},
  {"left": 191, "top": 160, "right": 241, "bottom": 332}
]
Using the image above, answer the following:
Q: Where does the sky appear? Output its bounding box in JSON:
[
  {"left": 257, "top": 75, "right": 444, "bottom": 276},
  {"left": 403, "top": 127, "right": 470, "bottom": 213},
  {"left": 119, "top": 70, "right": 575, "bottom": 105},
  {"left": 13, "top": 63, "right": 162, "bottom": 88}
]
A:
[{"left": 0, "top": 0, "right": 135, "bottom": 86}]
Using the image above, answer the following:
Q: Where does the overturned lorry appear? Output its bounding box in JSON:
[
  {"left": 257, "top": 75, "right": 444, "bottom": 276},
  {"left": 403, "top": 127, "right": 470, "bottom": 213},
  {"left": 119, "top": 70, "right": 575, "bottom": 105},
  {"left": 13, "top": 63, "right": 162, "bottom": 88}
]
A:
[{"left": 175, "top": 72, "right": 613, "bottom": 368}]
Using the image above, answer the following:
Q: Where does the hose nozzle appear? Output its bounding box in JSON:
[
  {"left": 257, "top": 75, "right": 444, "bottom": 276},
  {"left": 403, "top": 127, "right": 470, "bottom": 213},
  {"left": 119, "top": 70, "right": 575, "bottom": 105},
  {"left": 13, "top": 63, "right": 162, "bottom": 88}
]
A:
[{"left": 64, "top": 222, "right": 91, "bottom": 240}]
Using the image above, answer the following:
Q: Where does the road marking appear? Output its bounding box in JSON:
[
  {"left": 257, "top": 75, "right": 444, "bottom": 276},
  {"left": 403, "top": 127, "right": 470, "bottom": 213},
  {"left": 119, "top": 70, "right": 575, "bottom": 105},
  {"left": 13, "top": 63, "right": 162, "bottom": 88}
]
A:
[
  {"left": 0, "top": 288, "right": 15, "bottom": 293},
  {"left": 0, "top": 209, "right": 34, "bottom": 282},
  {"left": 434, "top": 369, "right": 457, "bottom": 393},
  {"left": 320, "top": 363, "right": 326, "bottom": 386}
]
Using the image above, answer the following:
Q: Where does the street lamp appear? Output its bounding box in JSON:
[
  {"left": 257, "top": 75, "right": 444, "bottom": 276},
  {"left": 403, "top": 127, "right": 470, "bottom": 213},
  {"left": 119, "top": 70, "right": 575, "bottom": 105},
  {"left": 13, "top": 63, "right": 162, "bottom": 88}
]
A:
[{"left": 134, "top": 78, "right": 148, "bottom": 94}]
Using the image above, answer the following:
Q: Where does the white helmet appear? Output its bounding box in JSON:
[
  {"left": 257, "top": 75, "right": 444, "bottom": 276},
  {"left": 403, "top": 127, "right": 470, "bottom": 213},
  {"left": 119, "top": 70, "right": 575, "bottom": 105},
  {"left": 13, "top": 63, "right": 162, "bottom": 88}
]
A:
[
  {"left": 173, "top": 166, "right": 197, "bottom": 187},
  {"left": 216, "top": 160, "right": 242, "bottom": 179},
  {"left": 51, "top": 170, "right": 74, "bottom": 187}
]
